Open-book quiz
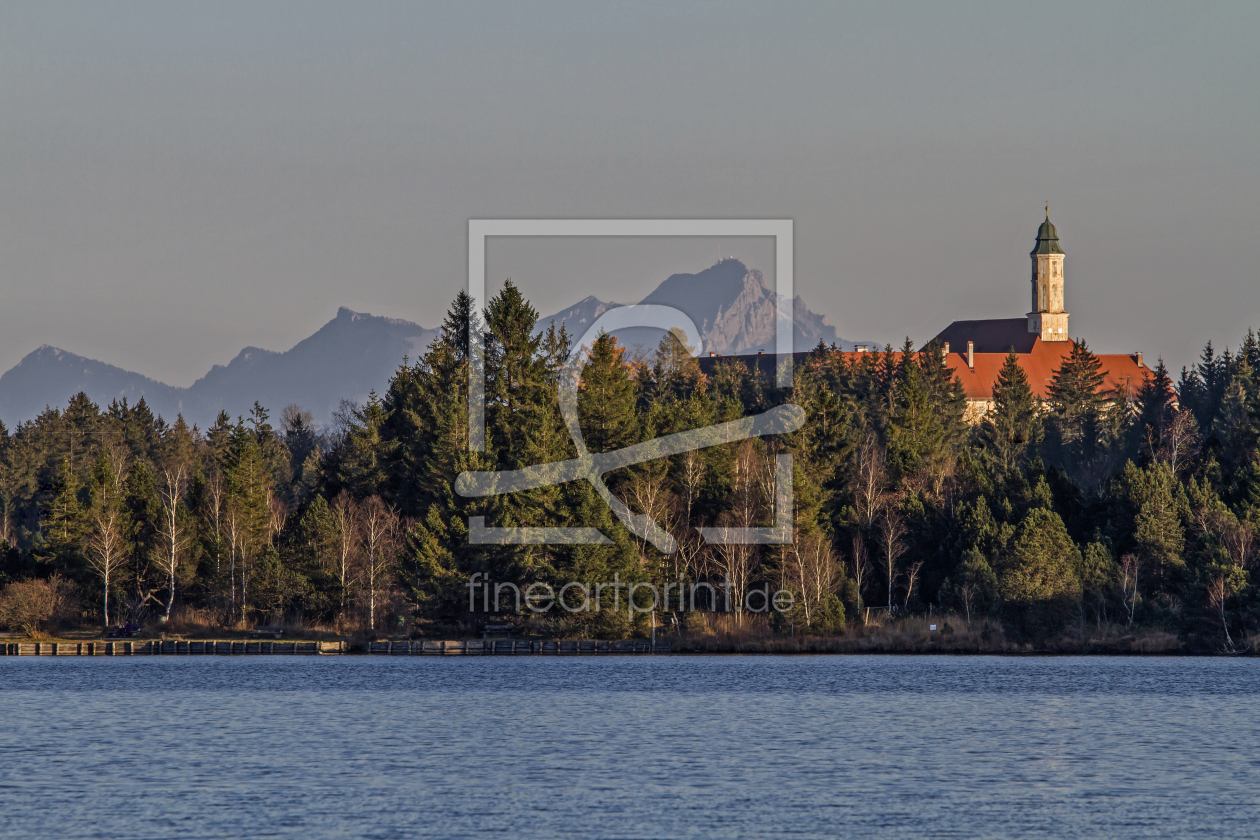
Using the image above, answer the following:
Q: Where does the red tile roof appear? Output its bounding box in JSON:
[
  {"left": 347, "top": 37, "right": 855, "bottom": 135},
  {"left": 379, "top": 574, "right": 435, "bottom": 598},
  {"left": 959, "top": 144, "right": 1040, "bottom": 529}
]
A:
[
  {"left": 923, "top": 319, "right": 1148, "bottom": 399},
  {"left": 696, "top": 336, "right": 1149, "bottom": 402},
  {"left": 933, "top": 339, "right": 1147, "bottom": 401}
]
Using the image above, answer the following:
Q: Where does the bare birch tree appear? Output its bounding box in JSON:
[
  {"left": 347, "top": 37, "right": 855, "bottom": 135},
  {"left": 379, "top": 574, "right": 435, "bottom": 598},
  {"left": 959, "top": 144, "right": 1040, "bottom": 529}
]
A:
[
  {"left": 1118, "top": 553, "right": 1140, "bottom": 626},
  {"left": 266, "top": 487, "right": 289, "bottom": 548},
  {"left": 713, "top": 539, "right": 756, "bottom": 623},
  {"left": 225, "top": 505, "right": 242, "bottom": 621},
  {"left": 1205, "top": 572, "right": 1240, "bottom": 653},
  {"left": 850, "top": 531, "right": 870, "bottom": 602},
  {"left": 1148, "top": 408, "right": 1200, "bottom": 474},
  {"left": 878, "top": 500, "right": 907, "bottom": 616},
  {"left": 711, "top": 441, "right": 768, "bottom": 624},
  {"left": 88, "top": 508, "right": 126, "bottom": 627},
  {"left": 902, "top": 559, "right": 924, "bottom": 609},
  {"left": 666, "top": 449, "right": 710, "bottom": 607},
  {"left": 330, "top": 491, "right": 360, "bottom": 620},
  {"left": 627, "top": 463, "right": 671, "bottom": 565},
  {"left": 155, "top": 465, "right": 189, "bottom": 621},
  {"left": 854, "top": 433, "right": 887, "bottom": 532},
  {"left": 1204, "top": 512, "right": 1252, "bottom": 652},
  {"left": 203, "top": 471, "right": 225, "bottom": 577},
  {"left": 0, "top": 494, "right": 13, "bottom": 549},
  {"left": 87, "top": 462, "right": 127, "bottom": 627},
  {"left": 783, "top": 533, "right": 838, "bottom": 628},
  {"left": 678, "top": 448, "right": 706, "bottom": 525},
  {"left": 360, "top": 495, "right": 400, "bottom": 631},
  {"left": 1221, "top": 514, "right": 1255, "bottom": 572}
]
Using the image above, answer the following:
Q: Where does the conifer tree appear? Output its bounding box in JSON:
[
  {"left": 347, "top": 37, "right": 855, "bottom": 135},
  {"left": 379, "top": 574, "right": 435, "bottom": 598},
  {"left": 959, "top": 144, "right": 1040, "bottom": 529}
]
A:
[
  {"left": 949, "top": 548, "right": 997, "bottom": 624},
  {"left": 999, "top": 508, "right": 1082, "bottom": 630},
  {"left": 1134, "top": 359, "right": 1176, "bottom": 458},
  {"left": 223, "top": 421, "right": 271, "bottom": 622},
  {"left": 1211, "top": 357, "right": 1259, "bottom": 468},
  {"left": 333, "top": 392, "right": 388, "bottom": 497},
  {"left": 43, "top": 457, "right": 87, "bottom": 577},
  {"left": 578, "top": 333, "right": 637, "bottom": 454},
  {"left": 919, "top": 338, "right": 968, "bottom": 447},
  {"left": 483, "top": 280, "right": 552, "bottom": 467},
  {"left": 652, "top": 330, "right": 706, "bottom": 403},
  {"left": 123, "top": 460, "right": 160, "bottom": 614},
  {"left": 981, "top": 350, "right": 1042, "bottom": 472},
  {"left": 1111, "top": 461, "right": 1189, "bottom": 594},
  {"left": 885, "top": 351, "right": 944, "bottom": 480},
  {"left": 294, "top": 493, "right": 337, "bottom": 589},
  {"left": 395, "top": 293, "right": 491, "bottom": 623},
  {"left": 707, "top": 359, "right": 745, "bottom": 403},
  {"left": 1045, "top": 339, "right": 1110, "bottom": 473}
]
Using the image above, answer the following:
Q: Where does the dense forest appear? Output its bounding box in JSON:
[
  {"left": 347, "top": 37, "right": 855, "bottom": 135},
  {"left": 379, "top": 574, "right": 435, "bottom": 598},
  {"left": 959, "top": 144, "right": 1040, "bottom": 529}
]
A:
[{"left": 1, "top": 281, "right": 1258, "bottom": 650}]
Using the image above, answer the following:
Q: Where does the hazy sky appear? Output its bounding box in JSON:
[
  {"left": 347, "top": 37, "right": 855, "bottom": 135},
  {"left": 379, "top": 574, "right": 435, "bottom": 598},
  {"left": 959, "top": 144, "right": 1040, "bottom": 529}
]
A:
[{"left": 2, "top": 1, "right": 1257, "bottom": 385}]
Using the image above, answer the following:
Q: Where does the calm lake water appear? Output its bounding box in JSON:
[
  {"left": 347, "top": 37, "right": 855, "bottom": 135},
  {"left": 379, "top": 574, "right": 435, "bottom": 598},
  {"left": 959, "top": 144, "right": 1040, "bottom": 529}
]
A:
[{"left": 1, "top": 655, "right": 1257, "bottom": 839}]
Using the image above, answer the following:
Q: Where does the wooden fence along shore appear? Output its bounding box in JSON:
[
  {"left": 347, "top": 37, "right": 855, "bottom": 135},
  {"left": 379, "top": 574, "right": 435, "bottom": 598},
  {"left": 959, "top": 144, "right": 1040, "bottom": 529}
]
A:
[
  {"left": 367, "top": 640, "right": 670, "bottom": 655},
  {"left": 1, "top": 639, "right": 671, "bottom": 656}
]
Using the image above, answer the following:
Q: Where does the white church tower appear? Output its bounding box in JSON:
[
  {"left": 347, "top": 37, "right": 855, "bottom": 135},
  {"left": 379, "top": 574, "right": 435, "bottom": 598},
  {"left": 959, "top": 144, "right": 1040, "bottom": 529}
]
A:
[{"left": 1027, "top": 208, "right": 1070, "bottom": 341}]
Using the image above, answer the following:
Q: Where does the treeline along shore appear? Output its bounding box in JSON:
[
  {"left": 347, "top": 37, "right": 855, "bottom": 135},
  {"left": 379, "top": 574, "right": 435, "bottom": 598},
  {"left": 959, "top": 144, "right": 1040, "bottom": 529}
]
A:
[{"left": 1, "top": 283, "right": 1259, "bottom": 654}]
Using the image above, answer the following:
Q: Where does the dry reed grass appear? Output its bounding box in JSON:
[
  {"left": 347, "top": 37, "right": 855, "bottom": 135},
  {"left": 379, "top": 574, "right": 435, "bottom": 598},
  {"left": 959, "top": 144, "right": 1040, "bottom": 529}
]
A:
[
  {"left": 672, "top": 612, "right": 1188, "bottom": 654},
  {"left": 144, "top": 606, "right": 350, "bottom": 640}
]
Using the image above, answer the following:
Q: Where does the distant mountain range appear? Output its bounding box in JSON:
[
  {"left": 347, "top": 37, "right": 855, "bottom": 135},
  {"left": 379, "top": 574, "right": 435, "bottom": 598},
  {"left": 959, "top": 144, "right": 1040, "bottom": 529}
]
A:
[
  {"left": 0, "top": 309, "right": 437, "bottom": 430},
  {"left": 533, "top": 258, "right": 846, "bottom": 357},
  {"left": 0, "top": 260, "right": 868, "bottom": 429}
]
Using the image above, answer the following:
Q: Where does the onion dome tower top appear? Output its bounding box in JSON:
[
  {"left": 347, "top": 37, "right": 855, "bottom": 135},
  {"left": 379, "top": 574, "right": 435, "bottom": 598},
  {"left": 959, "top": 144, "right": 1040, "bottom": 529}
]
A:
[{"left": 1032, "top": 206, "right": 1065, "bottom": 256}]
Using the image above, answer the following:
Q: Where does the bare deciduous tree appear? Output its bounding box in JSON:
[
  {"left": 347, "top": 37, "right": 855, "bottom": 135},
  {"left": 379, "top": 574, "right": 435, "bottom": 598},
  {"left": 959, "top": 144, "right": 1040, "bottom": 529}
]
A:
[
  {"left": 627, "top": 463, "right": 671, "bottom": 565},
  {"left": 1221, "top": 515, "right": 1255, "bottom": 571},
  {"left": 711, "top": 441, "right": 768, "bottom": 624},
  {"left": 225, "top": 505, "right": 241, "bottom": 620},
  {"left": 854, "top": 433, "right": 887, "bottom": 531},
  {"left": 87, "top": 504, "right": 126, "bottom": 627},
  {"left": 783, "top": 533, "right": 838, "bottom": 628},
  {"left": 360, "top": 495, "right": 401, "bottom": 631},
  {"left": 0, "top": 574, "right": 75, "bottom": 636},
  {"left": 1149, "top": 408, "right": 1200, "bottom": 474},
  {"left": 878, "top": 500, "right": 907, "bottom": 616},
  {"left": 267, "top": 487, "right": 289, "bottom": 547},
  {"left": 850, "top": 532, "right": 870, "bottom": 601},
  {"left": 902, "top": 559, "right": 924, "bottom": 609},
  {"left": 155, "top": 465, "right": 189, "bottom": 620},
  {"left": 678, "top": 449, "right": 706, "bottom": 524},
  {"left": 203, "top": 471, "right": 225, "bottom": 577},
  {"left": 330, "top": 491, "right": 360, "bottom": 620},
  {"left": 1118, "top": 553, "right": 1140, "bottom": 626},
  {"left": 666, "top": 449, "right": 710, "bottom": 601},
  {"left": 0, "top": 496, "right": 13, "bottom": 549},
  {"left": 713, "top": 539, "right": 756, "bottom": 622},
  {"left": 1205, "top": 573, "right": 1238, "bottom": 653}
]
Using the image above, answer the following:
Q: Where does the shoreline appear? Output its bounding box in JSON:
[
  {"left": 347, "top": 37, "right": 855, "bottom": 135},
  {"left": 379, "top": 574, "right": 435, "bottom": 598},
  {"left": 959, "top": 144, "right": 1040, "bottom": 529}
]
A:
[{"left": 2, "top": 636, "right": 1252, "bottom": 657}]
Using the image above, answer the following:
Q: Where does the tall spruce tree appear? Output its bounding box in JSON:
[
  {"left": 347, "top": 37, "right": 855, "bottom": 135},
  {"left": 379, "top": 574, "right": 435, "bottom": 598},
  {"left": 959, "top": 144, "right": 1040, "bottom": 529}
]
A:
[
  {"left": 886, "top": 348, "right": 945, "bottom": 480},
  {"left": 42, "top": 457, "right": 87, "bottom": 577},
  {"left": 1134, "top": 359, "right": 1176, "bottom": 459},
  {"left": 981, "top": 350, "right": 1042, "bottom": 472},
  {"left": 919, "top": 338, "right": 968, "bottom": 448},
  {"left": 1045, "top": 339, "right": 1110, "bottom": 471},
  {"left": 578, "top": 333, "right": 637, "bottom": 454}
]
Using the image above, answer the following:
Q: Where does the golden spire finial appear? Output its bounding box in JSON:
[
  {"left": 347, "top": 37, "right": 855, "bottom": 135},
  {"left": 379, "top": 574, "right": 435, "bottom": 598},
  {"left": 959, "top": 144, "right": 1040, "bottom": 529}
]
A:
[{"left": 1045, "top": 201, "right": 1049, "bottom": 218}]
